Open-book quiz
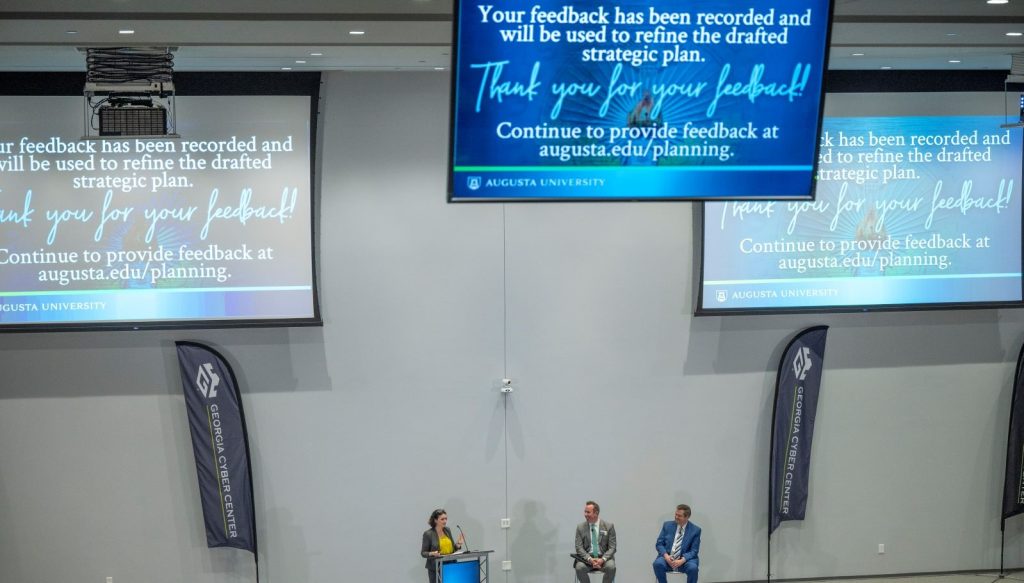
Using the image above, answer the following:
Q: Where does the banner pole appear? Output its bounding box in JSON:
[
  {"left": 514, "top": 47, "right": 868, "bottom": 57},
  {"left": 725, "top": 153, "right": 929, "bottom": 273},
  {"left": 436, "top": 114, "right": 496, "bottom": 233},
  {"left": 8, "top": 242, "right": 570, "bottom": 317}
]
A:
[
  {"left": 991, "top": 518, "right": 1005, "bottom": 583},
  {"left": 767, "top": 505, "right": 771, "bottom": 583},
  {"left": 767, "top": 333, "right": 784, "bottom": 583},
  {"left": 1000, "top": 519, "right": 1005, "bottom": 578},
  {"left": 227, "top": 347, "right": 260, "bottom": 583},
  {"left": 768, "top": 359, "right": 775, "bottom": 583},
  {"left": 768, "top": 401, "right": 773, "bottom": 583}
]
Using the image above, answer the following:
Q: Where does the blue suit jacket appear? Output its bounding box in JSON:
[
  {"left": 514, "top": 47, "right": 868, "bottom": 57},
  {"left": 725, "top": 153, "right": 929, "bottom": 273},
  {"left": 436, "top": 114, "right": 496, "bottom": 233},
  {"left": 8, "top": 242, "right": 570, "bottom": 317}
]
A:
[{"left": 655, "top": 520, "right": 701, "bottom": 564}]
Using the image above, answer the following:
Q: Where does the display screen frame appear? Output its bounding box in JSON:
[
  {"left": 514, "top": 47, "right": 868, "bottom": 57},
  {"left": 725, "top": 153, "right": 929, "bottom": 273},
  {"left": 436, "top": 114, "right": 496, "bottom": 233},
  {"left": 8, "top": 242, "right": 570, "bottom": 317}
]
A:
[
  {"left": 447, "top": 0, "right": 836, "bottom": 203},
  {"left": 695, "top": 73, "right": 1024, "bottom": 316},
  {"left": 0, "top": 72, "right": 323, "bottom": 332}
]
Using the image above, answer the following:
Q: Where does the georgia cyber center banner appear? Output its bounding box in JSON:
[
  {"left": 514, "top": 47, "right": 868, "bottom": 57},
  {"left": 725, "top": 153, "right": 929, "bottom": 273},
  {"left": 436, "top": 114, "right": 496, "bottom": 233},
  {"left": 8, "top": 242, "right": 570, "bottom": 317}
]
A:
[
  {"left": 770, "top": 326, "right": 827, "bottom": 533},
  {"left": 176, "top": 341, "right": 257, "bottom": 554},
  {"left": 450, "top": 0, "right": 834, "bottom": 201}
]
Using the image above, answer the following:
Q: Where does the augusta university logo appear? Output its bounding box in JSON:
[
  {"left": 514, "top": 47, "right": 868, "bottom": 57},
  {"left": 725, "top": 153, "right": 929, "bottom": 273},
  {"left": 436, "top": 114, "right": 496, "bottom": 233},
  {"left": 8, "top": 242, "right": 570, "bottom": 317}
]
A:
[
  {"left": 792, "top": 347, "right": 813, "bottom": 381},
  {"left": 467, "top": 176, "right": 482, "bottom": 191},
  {"left": 196, "top": 363, "right": 221, "bottom": 399}
]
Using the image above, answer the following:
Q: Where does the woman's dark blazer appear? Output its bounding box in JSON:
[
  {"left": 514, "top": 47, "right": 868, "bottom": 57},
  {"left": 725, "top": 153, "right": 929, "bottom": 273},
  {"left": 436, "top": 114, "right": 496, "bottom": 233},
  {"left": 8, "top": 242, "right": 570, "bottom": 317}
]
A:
[{"left": 421, "top": 527, "right": 459, "bottom": 570}]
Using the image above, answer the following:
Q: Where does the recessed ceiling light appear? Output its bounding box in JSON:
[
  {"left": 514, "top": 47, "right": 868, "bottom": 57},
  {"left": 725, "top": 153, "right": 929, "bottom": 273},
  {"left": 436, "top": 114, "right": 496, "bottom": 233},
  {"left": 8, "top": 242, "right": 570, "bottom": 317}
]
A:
[
  {"left": 310, "top": 52, "right": 323, "bottom": 56},
  {"left": 946, "top": 32, "right": 959, "bottom": 36},
  {"left": 349, "top": 30, "right": 365, "bottom": 35},
  {"left": 851, "top": 53, "right": 864, "bottom": 56},
  {"left": 1008, "top": 32, "right": 1024, "bottom": 36},
  {"left": 295, "top": 60, "right": 306, "bottom": 64},
  {"left": 281, "top": 67, "right": 292, "bottom": 71},
  {"left": 119, "top": 29, "right": 135, "bottom": 35},
  {"left": 881, "top": 66, "right": 892, "bottom": 70},
  {"left": 988, "top": 0, "right": 1009, "bottom": 4},
  {"left": 949, "top": 59, "right": 961, "bottom": 63},
  {"left": 434, "top": 67, "right": 445, "bottom": 71},
  {"left": 65, "top": 30, "right": 78, "bottom": 35}
]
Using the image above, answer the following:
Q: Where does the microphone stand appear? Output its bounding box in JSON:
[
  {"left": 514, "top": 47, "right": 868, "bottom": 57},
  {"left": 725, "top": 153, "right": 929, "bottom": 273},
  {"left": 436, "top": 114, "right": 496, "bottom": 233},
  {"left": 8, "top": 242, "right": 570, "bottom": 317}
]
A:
[{"left": 456, "top": 525, "right": 471, "bottom": 552}]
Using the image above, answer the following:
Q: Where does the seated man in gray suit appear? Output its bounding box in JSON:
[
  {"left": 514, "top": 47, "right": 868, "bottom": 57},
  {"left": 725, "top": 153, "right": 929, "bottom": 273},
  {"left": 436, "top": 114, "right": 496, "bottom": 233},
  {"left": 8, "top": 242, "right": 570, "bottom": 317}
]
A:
[{"left": 574, "top": 500, "right": 616, "bottom": 583}]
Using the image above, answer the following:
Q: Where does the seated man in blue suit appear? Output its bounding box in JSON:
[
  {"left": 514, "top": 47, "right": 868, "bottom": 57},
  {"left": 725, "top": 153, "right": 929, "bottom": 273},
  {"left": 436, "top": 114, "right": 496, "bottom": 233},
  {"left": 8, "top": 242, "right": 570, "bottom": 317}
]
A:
[{"left": 653, "top": 504, "right": 700, "bottom": 583}]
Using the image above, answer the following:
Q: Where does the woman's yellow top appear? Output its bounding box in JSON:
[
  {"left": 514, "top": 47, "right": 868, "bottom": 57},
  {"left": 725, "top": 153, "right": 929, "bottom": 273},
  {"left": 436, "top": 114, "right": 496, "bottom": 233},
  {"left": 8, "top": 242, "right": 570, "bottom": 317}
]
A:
[{"left": 439, "top": 535, "right": 454, "bottom": 555}]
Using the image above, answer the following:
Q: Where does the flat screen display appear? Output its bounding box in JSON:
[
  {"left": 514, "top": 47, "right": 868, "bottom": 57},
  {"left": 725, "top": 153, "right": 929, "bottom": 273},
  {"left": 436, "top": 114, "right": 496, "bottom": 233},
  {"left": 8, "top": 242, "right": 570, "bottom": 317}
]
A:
[
  {"left": 699, "top": 110, "right": 1022, "bottom": 313},
  {"left": 449, "top": 0, "right": 834, "bottom": 201},
  {"left": 0, "top": 94, "right": 319, "bottom": 330}
]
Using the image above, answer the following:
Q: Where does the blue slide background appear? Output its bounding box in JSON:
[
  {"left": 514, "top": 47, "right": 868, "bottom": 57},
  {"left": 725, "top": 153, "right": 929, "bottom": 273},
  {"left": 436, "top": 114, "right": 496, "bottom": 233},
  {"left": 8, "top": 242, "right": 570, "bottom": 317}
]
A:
[{"left": 451, "top": 0, "right": 832, "bottom": 200}]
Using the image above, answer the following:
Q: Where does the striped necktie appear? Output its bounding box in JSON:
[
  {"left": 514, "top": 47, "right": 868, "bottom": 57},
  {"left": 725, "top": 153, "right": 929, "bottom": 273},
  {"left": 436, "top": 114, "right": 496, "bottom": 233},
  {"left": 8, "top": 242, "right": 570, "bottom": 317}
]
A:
[{"left": 671, "top": 526, "right": 684, "bottom": 557}]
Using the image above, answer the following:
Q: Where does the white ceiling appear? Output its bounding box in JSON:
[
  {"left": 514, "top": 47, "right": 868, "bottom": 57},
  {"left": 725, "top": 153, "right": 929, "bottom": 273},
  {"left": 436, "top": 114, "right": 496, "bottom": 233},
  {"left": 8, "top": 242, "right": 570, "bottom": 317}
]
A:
[{"left": 0, "top": 0, "right": 1021, "bottom": 72}]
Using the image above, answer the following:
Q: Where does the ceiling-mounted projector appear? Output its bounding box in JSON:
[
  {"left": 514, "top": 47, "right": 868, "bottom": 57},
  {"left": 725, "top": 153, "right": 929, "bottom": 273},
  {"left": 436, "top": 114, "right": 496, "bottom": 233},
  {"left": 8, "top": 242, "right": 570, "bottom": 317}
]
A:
[
  {"left": 82, "top": 47, "right": 179, "bottom": 139},
  {"left": 90, "top": 86, "right": 172, "bottom": 137},
  {"left": 1001, "top": 53, "right": 1024, "bottom": 129}
]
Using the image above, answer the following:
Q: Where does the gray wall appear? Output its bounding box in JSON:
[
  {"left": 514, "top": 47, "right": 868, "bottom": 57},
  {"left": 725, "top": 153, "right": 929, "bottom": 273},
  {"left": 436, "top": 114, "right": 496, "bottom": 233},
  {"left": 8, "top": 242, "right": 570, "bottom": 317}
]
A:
[{"left": 0, "top": 71, "right": 1022, "bottom": 583}]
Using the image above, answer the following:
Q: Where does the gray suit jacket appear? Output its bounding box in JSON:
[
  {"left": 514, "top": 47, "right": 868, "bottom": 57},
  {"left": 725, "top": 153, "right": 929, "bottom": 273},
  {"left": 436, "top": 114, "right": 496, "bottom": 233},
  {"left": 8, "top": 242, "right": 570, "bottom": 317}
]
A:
[
  {"left": 575, "top": 519, "right": 616, "bottom": 561},
  {"left": 421, "top": 527, "right": 460, "bottom": 570}
]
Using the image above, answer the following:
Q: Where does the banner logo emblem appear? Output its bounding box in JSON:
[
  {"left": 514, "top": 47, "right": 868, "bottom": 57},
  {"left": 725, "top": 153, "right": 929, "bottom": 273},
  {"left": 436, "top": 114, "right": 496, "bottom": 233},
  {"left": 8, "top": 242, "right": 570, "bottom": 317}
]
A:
[
  {"left": 716, "top": 290, "right": 727, "bottom": 303},
  {"left": 793, "top": 347, "right": 813, "bottom": 381},
  {"left": 467, "top": 176, "right": 482, "bottom": 191},
  {"left": 196, "top": 363, "right": 221, "bottom": 399}
]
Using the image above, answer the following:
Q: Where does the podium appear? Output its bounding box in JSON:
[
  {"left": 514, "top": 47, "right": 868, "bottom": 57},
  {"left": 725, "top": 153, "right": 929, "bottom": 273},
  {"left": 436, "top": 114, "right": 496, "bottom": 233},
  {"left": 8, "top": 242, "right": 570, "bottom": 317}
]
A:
[{"left": 434, "top": 549, "right": 492, "bottom": 583}]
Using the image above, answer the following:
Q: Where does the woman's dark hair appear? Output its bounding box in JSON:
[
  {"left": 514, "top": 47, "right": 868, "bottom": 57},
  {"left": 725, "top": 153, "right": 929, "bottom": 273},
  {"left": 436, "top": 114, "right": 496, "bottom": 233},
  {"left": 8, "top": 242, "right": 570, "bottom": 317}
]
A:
[{"left": 429, "top": 508, "right": 447, "bottom": 528}]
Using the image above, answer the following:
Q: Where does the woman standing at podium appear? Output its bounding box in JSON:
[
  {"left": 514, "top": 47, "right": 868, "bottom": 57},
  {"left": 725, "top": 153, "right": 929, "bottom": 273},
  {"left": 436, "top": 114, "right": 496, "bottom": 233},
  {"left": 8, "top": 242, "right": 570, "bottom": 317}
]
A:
[{"left": 421, "top": 508, "right": 465, "bottom": 583}]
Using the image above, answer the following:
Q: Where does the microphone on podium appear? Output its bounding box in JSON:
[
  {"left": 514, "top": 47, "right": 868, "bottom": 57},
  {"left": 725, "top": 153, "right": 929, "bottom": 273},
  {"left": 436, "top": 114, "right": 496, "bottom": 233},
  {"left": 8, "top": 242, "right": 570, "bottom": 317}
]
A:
[{"left": 456, "top": 524, "right": 471, "bottom": 552}]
